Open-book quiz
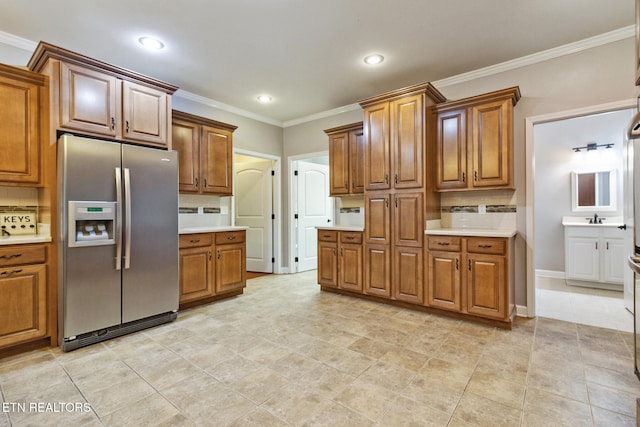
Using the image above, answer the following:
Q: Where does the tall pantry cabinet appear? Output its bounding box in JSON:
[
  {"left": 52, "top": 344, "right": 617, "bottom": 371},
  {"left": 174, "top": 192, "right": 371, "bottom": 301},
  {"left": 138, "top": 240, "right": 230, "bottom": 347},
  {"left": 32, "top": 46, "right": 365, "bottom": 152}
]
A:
[{"left": 359, "top": 83, "right": 446, "bottom": 304}]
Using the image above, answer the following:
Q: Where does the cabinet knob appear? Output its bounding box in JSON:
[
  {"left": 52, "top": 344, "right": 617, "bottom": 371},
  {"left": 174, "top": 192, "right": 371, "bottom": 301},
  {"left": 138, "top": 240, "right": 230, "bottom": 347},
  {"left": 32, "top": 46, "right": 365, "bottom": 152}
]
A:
[
  {"left": 227, "top": 236, "right": 235, "bottom": 240},
  {"left": 0, "top": 253, "right": 22, "bottom": 259},
  {"left": 195, "top": 177, "right": 199, "bottom": 188},
  {"left": 217, "top": 250, "right": 221, "bottom": 259},
  {"left": 189, "top": 239, "right": 200, "bottom": 243}
]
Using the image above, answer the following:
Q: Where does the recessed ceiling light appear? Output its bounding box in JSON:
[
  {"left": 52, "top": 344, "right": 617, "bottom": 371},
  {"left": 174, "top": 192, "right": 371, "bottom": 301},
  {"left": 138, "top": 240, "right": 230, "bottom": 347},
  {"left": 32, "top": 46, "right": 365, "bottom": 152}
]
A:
[
  {"left": 364, "top": 54, "right": 384, "bottom": 65},
  {"left": 257, "top": 95, "right": 273, "bottom": 103},
  {"left": 138, "top": 36, "right": 164, "bottom": 50}
]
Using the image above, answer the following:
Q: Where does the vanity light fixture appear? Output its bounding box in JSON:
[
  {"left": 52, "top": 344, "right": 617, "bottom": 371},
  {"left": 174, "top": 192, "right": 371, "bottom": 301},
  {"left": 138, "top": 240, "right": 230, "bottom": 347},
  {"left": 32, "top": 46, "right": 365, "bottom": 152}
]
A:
[
  {"left": 138, "top": 36, "right": 165, "bottom": 50},
  {"left": 364, "top": 54, "right": 384, "bottom": 65},
  {"left": 257, "top": 95, "right": 273, "bottom": 103},
  {"left": 572, "top": 142, "right": 613, "bottom": 153}
]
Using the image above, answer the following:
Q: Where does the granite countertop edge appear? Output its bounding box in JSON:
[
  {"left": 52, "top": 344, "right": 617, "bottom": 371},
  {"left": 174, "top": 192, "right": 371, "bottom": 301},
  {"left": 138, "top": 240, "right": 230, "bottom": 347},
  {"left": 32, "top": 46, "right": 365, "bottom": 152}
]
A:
[
  {"left": 179, "top": 226, "right": 249, "bottom": 234},
  {"left": 316, "top": 226, "right": 365, "bottom": 232},
  {"left": 425, "top": 228, "right": 517, "bottom": 238},
  {"left": 0, "top": 235, "right": 52, "bottom": 245}
]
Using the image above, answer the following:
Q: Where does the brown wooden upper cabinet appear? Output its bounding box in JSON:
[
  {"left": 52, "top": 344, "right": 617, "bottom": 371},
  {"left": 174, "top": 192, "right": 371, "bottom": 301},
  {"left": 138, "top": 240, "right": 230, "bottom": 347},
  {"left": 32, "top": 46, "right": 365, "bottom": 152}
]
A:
[
  {"left": 172, "top": 110, "right": 237, "bottom": 195},
  {"left": 434, "top": 87, "right": 520, "bottom": 192},
  {"left": 324, "top": 122, "right": 364, "bottom": 195},
  {"left": 27, "top": 41, "right": 177, "bottom": 149},
  {"left": 0, "top": 64, "right": 47, "bottom": 186},
  {"left": 360, "top": 83, "right": 447, "bottom": 191}
]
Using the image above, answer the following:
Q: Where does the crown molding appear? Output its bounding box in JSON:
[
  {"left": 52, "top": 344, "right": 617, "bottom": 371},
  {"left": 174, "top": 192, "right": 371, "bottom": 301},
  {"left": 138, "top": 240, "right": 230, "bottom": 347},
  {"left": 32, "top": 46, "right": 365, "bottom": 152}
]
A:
[
  {"left": 174, "top": 90, "right": 283, "bottom": 127},
  {"left": 0, "top": 30, "right": 37, "bottom": 51},
  {"left": 433, "top": 25, "right": 634, "bottom": 88},
  {"left": 0, "top": 26, "right": 633, "bottom": 128}
]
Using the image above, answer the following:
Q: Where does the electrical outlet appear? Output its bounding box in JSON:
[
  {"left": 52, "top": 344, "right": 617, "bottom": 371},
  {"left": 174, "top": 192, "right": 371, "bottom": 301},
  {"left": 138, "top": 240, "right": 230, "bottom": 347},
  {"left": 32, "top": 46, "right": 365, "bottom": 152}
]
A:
[{"left": 478, "top": 204, "right": 486, "bottom": 214}]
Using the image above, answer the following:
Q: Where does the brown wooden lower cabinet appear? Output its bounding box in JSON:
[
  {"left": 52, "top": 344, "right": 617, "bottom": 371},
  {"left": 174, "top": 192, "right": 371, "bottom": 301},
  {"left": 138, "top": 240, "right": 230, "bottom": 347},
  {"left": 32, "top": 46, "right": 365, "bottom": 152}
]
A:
[
  {"left": 317, "top": 229, "right": 363, "bottom": 292},
  {"left": 179, "top": 230, "right": 246, "bottom": 309},
  {"left": 320, "top": 232, "right": 514, "bottom": 328},
  {"left": 0, "top": 244, "right": 50, "bottom": 351}
]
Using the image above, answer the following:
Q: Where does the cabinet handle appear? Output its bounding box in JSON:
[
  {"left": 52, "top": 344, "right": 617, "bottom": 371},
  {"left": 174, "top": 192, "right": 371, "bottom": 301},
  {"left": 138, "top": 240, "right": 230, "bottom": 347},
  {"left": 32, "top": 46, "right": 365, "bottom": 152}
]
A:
[
  {"left": 208, "top": 251, "right": 212, "bottom": 261},
  {"left": 227, "top": 236, "right": 235, "bottom": 240},
  {"left": 195, "top": 177, "right": 199, "bottom": 188},
  {"left": 352, "top": 180, "right": 355, "bottom": 189},
  {"left": 468, "top": 260, "right": 471, "bottom": 271},
  {"left": 0, "top": 253, "right": 22, "bottom": 259},
  {"left": 456, "top": 258, "right": 459, "bottom": 270},
  {"left": 345, "top": 181, "right": 348, "bottom": 189},
  {"left": 474, "top": 171, "right": 478, "bottom": 181},
  {"left": 345, "top": 236, "right": 355, "bottom": 240},
  {"left": 385, "top": 198, "right": 389, "bottom": 208},
  {"left": 340, "top": 248, "right": 344, "bottom": 256},
  {"left": 437, "top": 242, "right": 450, "bottom": 246},
  {"left": 595, "top": 242, "right": 598, "bottom": 250},
  {"left": 462, "top": 172, "right": 465, "bottom": 183},
  {"left": 385, "top": 174, "right": 389, "bottom": 184},
  {"left": 333, "top": 248, "right": 337, "bottom": 256},
  {"left": 111, "top": 117, "right": 115, "bottom": 130},
  {"left": 323, "top": 234, "right": 331, "bottom": 238},
  {"left": 394, "top": 174, "right": 398, "bottom": 184},
  {"left": 0, "top": 269, "right": 23, "bottom": 276},
  {"left": 478, "top": 244, "right": 492, "bottom": 249},
  {"left": 606, "top": 242, "right": 609, "bottom": 250},
  {"left": 204, "top": 178, "right": 208, "bottom": 188},
  {"left": 189, "top": 239, "right": 200, "bottom": 243},
  {"left": 125, "top": 120, "right": 130, "bottom": 133},
  {"left": 217, "top": 250, "right": 221, "bottom": 259}
]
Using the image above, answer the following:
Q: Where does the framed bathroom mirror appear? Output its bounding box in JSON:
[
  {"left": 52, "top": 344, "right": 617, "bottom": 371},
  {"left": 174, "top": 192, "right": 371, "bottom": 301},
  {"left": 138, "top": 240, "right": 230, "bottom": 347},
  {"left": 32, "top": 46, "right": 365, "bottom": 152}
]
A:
[{"left": 571, "top": 170, "right": 617, "bottom": 212}]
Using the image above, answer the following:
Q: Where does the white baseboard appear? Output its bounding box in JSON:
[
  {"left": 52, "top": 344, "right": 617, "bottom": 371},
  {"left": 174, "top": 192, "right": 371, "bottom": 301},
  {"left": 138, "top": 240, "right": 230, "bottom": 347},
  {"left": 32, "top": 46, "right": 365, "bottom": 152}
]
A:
[
  {"left": 515, "top": 305, "right": 531, "bottom": 318},
  {"left": 535, "top": 269, "right": 565, "bottom": 279}
]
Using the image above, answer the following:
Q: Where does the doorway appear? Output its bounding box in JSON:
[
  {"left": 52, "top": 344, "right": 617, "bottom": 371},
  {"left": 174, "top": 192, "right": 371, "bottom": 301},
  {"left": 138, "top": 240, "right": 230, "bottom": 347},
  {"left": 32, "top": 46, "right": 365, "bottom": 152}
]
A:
[
  {"left": 527, "top": 102, "right": 635, "bottom": 331},
  {"left": 233, "top": 150, "right": 281, "bottom": 274},
  {"left": 289, "top": 153, "right": 334, "bottom": 273}
]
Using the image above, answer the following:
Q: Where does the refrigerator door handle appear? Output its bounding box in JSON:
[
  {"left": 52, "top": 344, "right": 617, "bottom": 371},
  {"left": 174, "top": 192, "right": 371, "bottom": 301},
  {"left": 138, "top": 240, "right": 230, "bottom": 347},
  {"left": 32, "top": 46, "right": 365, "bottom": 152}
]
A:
[
  {"left": 115, "top": 167, "right": 123, "bottom": 270},
  {"left": 124, "top": 167, "right": 132, "bottom": 269}
]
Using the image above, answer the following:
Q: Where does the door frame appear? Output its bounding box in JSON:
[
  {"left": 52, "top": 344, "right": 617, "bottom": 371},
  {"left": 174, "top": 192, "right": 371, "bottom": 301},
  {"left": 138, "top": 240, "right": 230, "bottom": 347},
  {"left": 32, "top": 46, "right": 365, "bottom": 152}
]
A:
[
  {"left": 525, "top": 98, "right": 635, "bottom": 317},
  {"left": 233, "top": 148, "right": 283, "bottom": 273},
  {"left": 288, "top": 151, "right": 331, "bottom": 273}
]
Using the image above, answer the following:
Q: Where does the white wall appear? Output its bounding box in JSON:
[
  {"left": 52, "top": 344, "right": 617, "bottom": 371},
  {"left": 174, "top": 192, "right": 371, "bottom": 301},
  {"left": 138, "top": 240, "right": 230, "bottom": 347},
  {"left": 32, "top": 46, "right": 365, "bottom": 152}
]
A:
[{"left": 534, "top": 109, "right": 633, "bottom": 273}]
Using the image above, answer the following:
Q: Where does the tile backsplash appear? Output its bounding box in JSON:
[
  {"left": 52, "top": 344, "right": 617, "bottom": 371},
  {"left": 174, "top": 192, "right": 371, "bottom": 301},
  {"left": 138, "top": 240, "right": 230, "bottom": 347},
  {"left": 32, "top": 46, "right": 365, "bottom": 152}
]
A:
[
  {"left": 437, "top": 190, "right": 517, "bottom": 230},
  {"left": 178, "top": 195, "right": 231, "bottom": 229},
  {"left": 0, "top": 186, "right": 38, "bottom": 206}
]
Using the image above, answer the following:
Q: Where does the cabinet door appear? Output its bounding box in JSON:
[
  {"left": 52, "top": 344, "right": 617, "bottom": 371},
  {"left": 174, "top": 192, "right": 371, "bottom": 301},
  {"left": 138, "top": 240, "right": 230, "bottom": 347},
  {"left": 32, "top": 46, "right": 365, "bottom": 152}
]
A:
[
  {"left": 364, "top": 103, "right": 391, "bottom": 190},
  {"left": 427, "top": 250, "right": 460, "bottom": 311},
  {"left": 603, "top": 238, "right": 626, "bottom": 284},
  {"left": 201, "top": 125, "right": 233, "bottom": 195},
  {"left": 435, "top": 108, "right": 467, "bottom": 190},
  {"left": 393, "top": 192, "right": 424, "bottom": 247},
  {"left": 465, "top": 254, "right": 506, "bottom": 320},
  {"left": 470, "top": 99, "right": 512, "bottom": 189},
  {"left": 391, "top": 94, "right": 423, "bottom": 189},
  {"left": 172, "top": 119, "right": 200, "bottom": 193},
  {"left": 60, "top": 61, "right": 119, "bottom": 137},
  {"left": 339, "top": 243, "right": 363, "bottom": 292},
  {"left": 179, "top": 246, "right": 213, "bottom": 304},
  {"left": 318, "top": 241, "right": 338, "bottom": 287},
  {"left": 365, "top": 192, "right": 391, "bottom": 245},
  {"left": 122, "top": 81, "right": 168, "bottom": 147},
  {"left": 0, "top": 264, "right": 47, "bottom": 348},
  {"left": 215, "top": 242, "right": 246, "bottom": 293},
  {"left": 565, "top": 237, "right": 600, "bottom": 281},
  {"left": 0, "top": 72, "right": 41, "bottom": 185},
  {"left": 349, "top": 128, "right": 365, "bottom": 194},
  {"left": 364, "top": 243, "right": 391, "bottom": 298},
  {"left": 393, "top": 246, "right": 423, "bottom": 304},
  {"left": 329, "top": 131, "right": 350, "bottom": 195}
]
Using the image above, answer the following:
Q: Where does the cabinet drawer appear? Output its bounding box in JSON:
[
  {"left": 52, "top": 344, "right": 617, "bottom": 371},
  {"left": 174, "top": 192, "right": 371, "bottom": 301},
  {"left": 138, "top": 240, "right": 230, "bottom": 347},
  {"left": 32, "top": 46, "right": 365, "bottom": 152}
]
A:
[
  {"left": 318, "top": 230, "right": 338, "bottom": 242},
  {"left": 427, "top": 236, "right": 461, "bottom": 252},
  {"left": 467, "top": 238, "right": 506, "bottom": 255},
  {"left": 341, "top": 232, "right": 362, "bottom": 244},
  {"left": 0, "top": 244, "right": 46, "bottom": 267},
  {"left": 179, "top": 233, "right": 213, "bottom": 248},
  {"left": 215, "top": 231, "right": 245, "bottom": 245}
]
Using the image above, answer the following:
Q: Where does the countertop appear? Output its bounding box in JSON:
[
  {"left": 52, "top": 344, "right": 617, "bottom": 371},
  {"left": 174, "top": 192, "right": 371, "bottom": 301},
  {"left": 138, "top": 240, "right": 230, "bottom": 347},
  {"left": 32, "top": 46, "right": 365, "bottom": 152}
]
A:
[
  {"left": 0, "top": 234, "right": 52, "bottom": 245},
  {"left": 425, "top": 228, "right": 517, "bottom": 238},
  {"left": 561, "top": 216, "right": 625, "bottom": 227},
  {"left": 179, "top": 226, "right": 249, "bottom": 234},
  {"left": 316, "top": 225, "right": 365, "bottom": 232}
]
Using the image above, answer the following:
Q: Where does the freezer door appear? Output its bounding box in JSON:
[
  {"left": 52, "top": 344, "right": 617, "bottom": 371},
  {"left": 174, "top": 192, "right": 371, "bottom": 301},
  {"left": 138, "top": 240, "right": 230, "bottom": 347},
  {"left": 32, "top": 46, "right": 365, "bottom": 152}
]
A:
[
  {"left": 58, "top": 135, "right": 122, "bottom": 337},
  {"left": 121, "top": 145, "right": 179, "bottom": 322}
]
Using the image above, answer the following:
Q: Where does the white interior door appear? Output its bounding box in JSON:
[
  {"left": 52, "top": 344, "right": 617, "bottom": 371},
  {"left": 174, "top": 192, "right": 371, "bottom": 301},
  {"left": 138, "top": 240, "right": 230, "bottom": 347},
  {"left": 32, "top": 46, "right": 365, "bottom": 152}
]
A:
[
  {"left": 296, "top": 161, "right": 333, "bottom": 272},
  {"left": 235, "top": 160, "right": 273, "bottom": 272}
]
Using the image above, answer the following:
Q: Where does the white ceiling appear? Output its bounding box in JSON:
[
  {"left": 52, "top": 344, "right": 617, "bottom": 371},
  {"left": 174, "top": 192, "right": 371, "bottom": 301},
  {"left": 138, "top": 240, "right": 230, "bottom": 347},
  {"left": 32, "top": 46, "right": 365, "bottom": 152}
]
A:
[{"left": 0, "top": 0, "right": 634, "bottom": 126}]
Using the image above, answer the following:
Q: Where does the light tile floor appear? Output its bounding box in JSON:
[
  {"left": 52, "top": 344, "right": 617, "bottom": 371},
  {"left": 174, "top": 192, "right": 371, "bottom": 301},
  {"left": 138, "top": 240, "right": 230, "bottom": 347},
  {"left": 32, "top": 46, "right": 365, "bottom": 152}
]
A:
[
  {"left": 0, "top": 270, "right": 638, "bottom": 426},
  {"left": 536, "top": 276, "right": 633, "bottom": 333}
]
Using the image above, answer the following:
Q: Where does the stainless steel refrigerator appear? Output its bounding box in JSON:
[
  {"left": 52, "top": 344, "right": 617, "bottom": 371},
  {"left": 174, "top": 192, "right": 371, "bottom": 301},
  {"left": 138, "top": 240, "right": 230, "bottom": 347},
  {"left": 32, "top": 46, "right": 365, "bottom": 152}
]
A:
[{"left": 58, "top": 134, "right": 179, "bottom": 351}]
